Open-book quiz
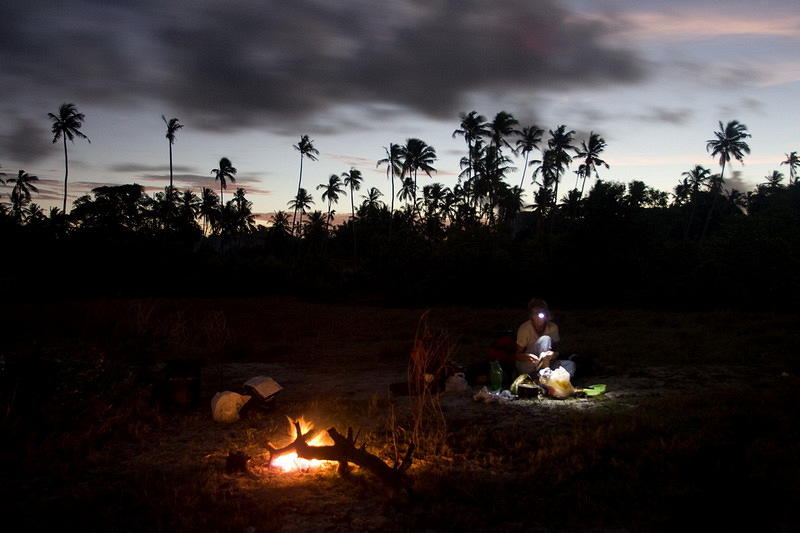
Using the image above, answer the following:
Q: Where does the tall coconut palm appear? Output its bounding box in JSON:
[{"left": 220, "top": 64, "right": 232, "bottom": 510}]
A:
[
  {"left": 49, "top": 103, "right": 90, "bottom": 214},
  {"left": 546, "top": 125, "right": 576, "bottom": 211},
  {"left": 342, "top": 168, "right": 363, "bottom": 220},
  {"left": 703, "top": 120, "right": 751, "bottom": 241},
  {"left": 452, "top": 111, "right": 489, "bottom": 185},
  {"left": 287, "top": 188, "right": 314, "bottom": 230},
  {"left": 781, "top": 151, "right": 799, "bottom": 185},
  {"left": 488, "top": 111, "right": 519, "bottom": 154},
  {"left": 399, "top": 138, "right": 437, "bottom": 204},
  {"left": 316, "top": 174, "right": 344, "bottom": 230},
  {"left": 292, "top": 135, "right": 319, "bottom": 231},
  {"left": 377, "top": 143, "right": 402, "bottom": 214},
  {"left": 162, "top": 116, "right": 183, "bottom": 189},
  {"left": 211, "top": 157, "right": 236, "bottom": 204},
  {"left": 706, "top": 120, "right": 751, "bottom": 181},
  {"left": 574, "top": 132, "right": 609, "bottom": 197},
  {"left": 515, "top": 125, "right": 544, "bottom": 189}
]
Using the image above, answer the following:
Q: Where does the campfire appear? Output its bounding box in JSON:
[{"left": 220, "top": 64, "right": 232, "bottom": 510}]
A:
[
  {"left": 261, "top": 417, "right": 416, "bottom": 495},
  {"left": 270, "top": 417, "right": 335, "bottom": 472}
]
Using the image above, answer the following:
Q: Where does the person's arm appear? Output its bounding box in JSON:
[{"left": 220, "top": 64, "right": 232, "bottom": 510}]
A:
[{"left": 515, "top": 343, "right": 536, "bottom": 362}]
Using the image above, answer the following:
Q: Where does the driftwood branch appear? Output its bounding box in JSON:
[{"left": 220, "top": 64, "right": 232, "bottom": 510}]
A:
[{"left": 266, "top": 420, "right": 414, "bottom": 494}]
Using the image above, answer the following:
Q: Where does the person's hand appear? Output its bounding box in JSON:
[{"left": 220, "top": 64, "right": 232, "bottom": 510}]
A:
[
  {"left": 526, "top": 353, "right": 538, "bottom": 363},
  {"left": 539, "top": 351, "right": 554, "bottom": 365}
]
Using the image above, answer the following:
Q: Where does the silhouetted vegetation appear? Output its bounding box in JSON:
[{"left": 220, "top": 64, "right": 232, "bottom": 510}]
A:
[{"left": 1, "top": 112, "right": 797, "bottom": 309}]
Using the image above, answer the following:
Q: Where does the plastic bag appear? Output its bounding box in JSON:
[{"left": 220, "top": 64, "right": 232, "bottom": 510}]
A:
[
  {"left": 538, "top": 367, "right": 575, "bottom": 399},
  {"left": 211, "top": 391, "right": 251, "bottom": 423}
]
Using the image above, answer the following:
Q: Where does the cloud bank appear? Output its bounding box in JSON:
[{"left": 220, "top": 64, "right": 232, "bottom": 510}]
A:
[{"left": 1, "top": 0, "right": 646, "bottom": 139}]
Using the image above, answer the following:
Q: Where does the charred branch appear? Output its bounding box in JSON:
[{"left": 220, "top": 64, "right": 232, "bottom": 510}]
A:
[{"left": 266, "top": 420, "right": 414, "bottom": 494}]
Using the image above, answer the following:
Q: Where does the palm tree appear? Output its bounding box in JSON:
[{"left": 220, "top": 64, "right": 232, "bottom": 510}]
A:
[
  {"left": 211, "top": 157, "right": 236, "bottom": 204},
  {"left": 706, "top": 120, "right": 751, "bottom": 180},
  {"left": 515, "top": 125, "right": 544, "bottom": 189},
  {"left": 574, "top": 132, "right": 609, "bottom": 197},
  {"left": 361, "top": 187, "right": 384, "bottom": 212},
  {"left": 488, "top": 111, "right": 519, "bottom": 154},
  {"left": 399, "top": 138, "right": 437, "bottom": 204},
  {"left": 49, "top": 103, "right": 90, "bottom": 214},
  {"left": 230, "top": 188, "right": 256, "bottom": 233},
  {"left": 703, "top": 120, "right": 751, "bottom": 241},
  {"left": 546, "top": 125, "right": 577, "bottom": 210},
  {"left": 269, "top": 210, "right": 291, "bottom": 235},
  {"left": 317, "top": 174, "right": 344, "bottom": 230},
  {"left": 7, "top": 170, "right": 39, "bottom": 218},
  {"left": 287, "top": 188, "right": 314, "bottom": 230},
  {"left": 453, "top": 111, "right": 489, "bottom": 184},
  {"left": 7, "top": 170, "right": 39, "bottom": 205},
  {"left": 761, "top": 170, "right": 784, "bottom": 189},
  {"left": 681, "top": 164, "right": 711, "bottom": 239},
  {"left": 178, "top": 189, "right": 201, "bottom": 230},
  {"left": 398, "top": 177, "right": 416, "bottom": 208},
  {"left": 162, "top": 116, "right": 183, "bottom": 189},
  {"left": 781, "top": 151, "right": 799, "bottom": 185},
  {"left": 342, "top": 168, "right": 363, "bottom": 220},
  {"left": 200, "top": 187, "right": 220, "bottom": 235},
  {"left": 292, "top": 135, "right": 319, "bottom": 231},
  {"left": 377, "top": 143, "right": 402, "bottom": 214}
]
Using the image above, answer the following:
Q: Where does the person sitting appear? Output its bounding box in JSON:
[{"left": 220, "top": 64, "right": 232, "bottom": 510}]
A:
[{"left": 515, "top": 298, "right": 576, "bottom": 377}]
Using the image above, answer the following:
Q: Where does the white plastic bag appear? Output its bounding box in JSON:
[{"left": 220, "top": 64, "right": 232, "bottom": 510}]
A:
[
  {"left": 538, "top": 367, "right": 575, "bottom": 399},
  {"left": 211, "top": 391, "right": 251, "bottom": 423}
]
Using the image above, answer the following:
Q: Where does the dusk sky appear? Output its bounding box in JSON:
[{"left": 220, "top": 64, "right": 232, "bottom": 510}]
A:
[{"left": 2, "top": 0, "right": 798, "bottom": 221}]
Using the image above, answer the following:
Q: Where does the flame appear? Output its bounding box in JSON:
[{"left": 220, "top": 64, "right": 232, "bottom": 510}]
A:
[{"left": 272, "top": 416, "right": 335, "bottom": 472}]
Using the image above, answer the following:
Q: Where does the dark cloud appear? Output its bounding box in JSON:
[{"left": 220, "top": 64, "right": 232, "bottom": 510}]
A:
[
  {"left": 109, "top": 163, "right": 197, "bottom": 173},
  {"left": 718, "top": 97, "right": 765, "bottom": 118},
  {"left": 637, "top": 107, "right": 692, "bottom": 125},
  {"left": 0, "top": 118, "right": 54, "bottom": 164},
  {"left": 1, "top": 0, "right": 647, "bottom": 133}
]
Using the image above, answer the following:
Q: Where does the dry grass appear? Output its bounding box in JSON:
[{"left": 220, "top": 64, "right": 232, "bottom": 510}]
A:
[{"left": 1, "top": 297, "right": 799, "bottom": 531}]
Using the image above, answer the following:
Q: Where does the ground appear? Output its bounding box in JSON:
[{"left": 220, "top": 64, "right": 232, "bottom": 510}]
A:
[{"left": 1, "top": 297, "right": 798, "bottom": 532}]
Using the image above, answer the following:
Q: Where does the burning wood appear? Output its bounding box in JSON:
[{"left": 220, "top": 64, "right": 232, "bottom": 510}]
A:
[{"left": 266, "top": 419, "right": 415, "bottom": 495}]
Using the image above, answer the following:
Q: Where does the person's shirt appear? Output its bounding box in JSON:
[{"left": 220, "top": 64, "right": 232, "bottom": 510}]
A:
[{"left": 516, "top": 320, "right": 560, "bottom": 353}]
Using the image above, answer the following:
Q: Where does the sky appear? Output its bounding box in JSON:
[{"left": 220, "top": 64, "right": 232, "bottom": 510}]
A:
[{"left": 2, "top": 0, "right": 798, "bottom": 222}]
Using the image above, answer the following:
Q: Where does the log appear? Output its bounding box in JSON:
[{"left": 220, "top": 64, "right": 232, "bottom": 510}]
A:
[{"left": 266, "top": 421, "right": 414, "bottom": 495}]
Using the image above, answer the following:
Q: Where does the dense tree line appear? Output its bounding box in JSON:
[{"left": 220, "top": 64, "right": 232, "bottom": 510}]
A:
[{"left": 1, "top": 106, "right": 798, "bottom": 309}]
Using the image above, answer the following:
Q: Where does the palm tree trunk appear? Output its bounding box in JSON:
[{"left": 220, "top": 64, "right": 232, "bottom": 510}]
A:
[
  {"left": 327, "top": 199, "right": 332, "bottom": 232},
  {"left": 580, "top": 174, "right": 588, "bottom": 198},
  {"left": 220, "top": 182, "right": 224, "bottom": 205},
  {"left": 62, "top": 136, "right": 69, "bottom": 215},
  {"left": 292, "top": 154, "right": 303, "bottom": 235},
  {"left": 390, "top": 147, "right": 395, "bottom": 215},
  {"left": 519, "top": 151, "right": 530, "bottom": 190},
  {"left": 350, "top": 185, "right": 358, "bottom": 261},
  {"left": 169, "top": 142, "right": 174, "bottom": 189}
]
